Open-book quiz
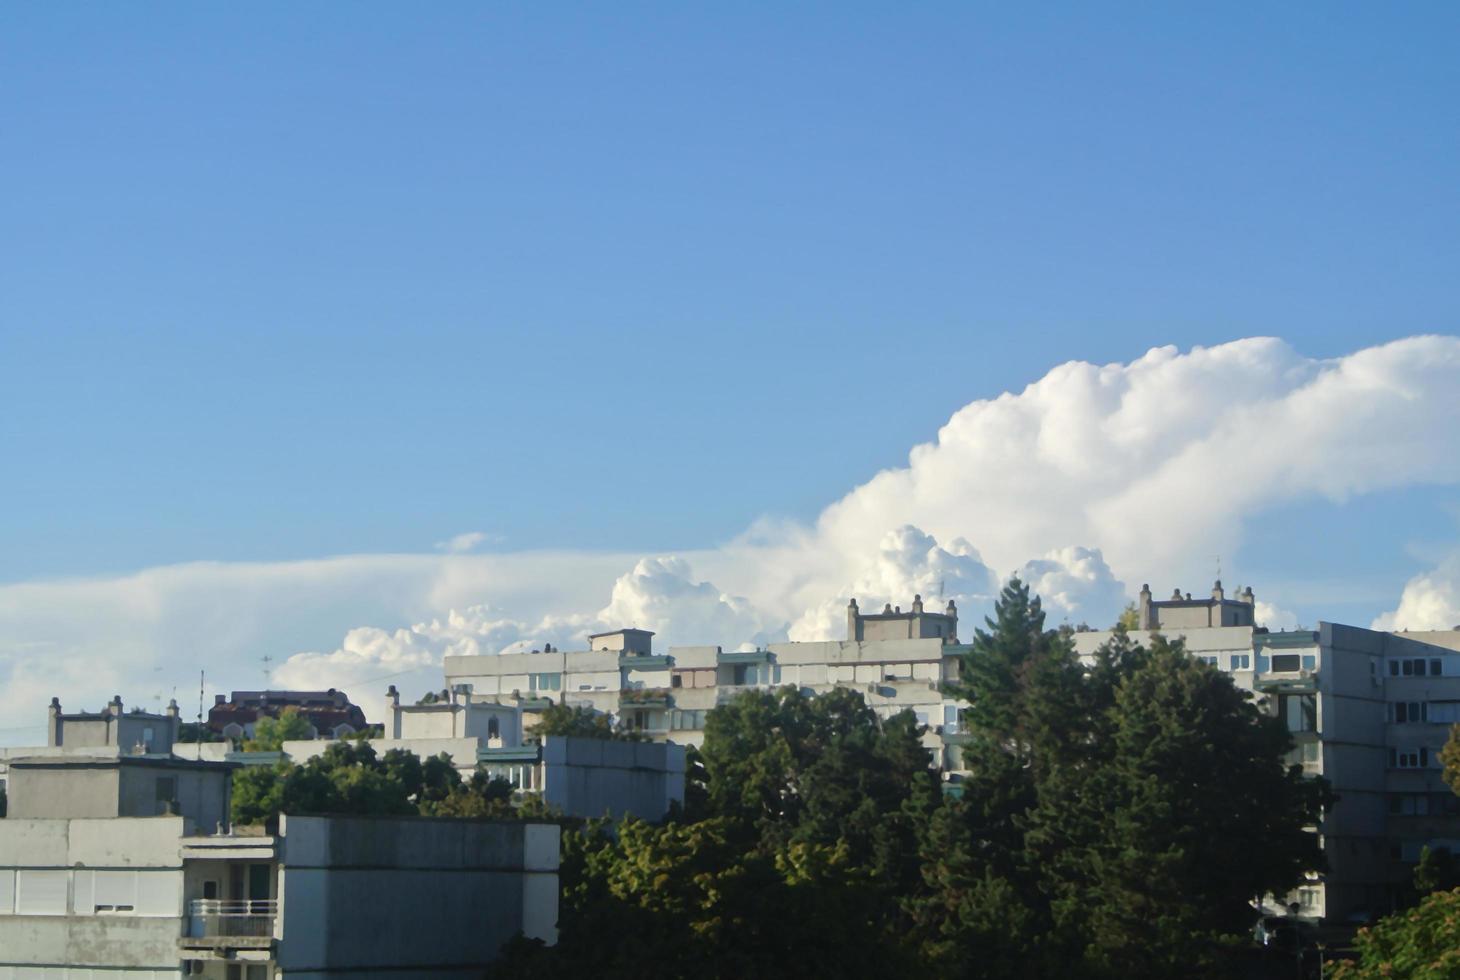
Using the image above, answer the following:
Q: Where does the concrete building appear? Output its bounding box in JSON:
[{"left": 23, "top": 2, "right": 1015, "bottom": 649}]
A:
[
  {"left": 1073, "top": 581, "right": 1460, "bottom": 924},
  {"left": 47, "top": 696, "right": 181, "bottom": 756},
  {"left": 207, "top": 690, "right": 368, "bottom": 742},
  {"left": 442, "top": 604, "right": 970, "bottom": 768},
  {"left": 0, "top": 755, "right": 559, "bottom": 978}
]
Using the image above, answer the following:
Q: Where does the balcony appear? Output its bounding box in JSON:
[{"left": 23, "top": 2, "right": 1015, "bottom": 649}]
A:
[{"left": 180, "top": 899, "right": 277, "bottom": 956}]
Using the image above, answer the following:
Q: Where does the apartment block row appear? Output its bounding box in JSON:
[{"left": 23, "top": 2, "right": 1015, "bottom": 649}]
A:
[{"left": 0, "top": 753, "right": 558, "bottom": 979}]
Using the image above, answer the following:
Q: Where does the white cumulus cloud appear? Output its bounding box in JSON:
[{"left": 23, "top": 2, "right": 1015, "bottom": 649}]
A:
[
  {"left": 7, "top": 336, "right": 1460, "bottom": 744},
  {"left": 1373, "top": 557, "right": 1460, "bottom": 631}
]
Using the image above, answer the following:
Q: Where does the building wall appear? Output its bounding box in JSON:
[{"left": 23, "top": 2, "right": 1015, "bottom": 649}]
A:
[
  {"left": 116, "top": 766, "right": 230, "bottom": 830},
  {"left": 0, "top": 817, "right": 186, "bottom": 974},
  {"left": 275, "top": 814, "right": 558, "bottom": 975},
  {"left": 7, "top": 767, "right": 120, "bottom": 819},
  {"left": 539, "top": 736, "right": 685, "bottom": 820}
]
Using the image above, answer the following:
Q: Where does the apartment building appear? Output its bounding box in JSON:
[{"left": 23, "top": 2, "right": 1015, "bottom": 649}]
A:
[
  {"left": 441, "top": 596, "right": 971, "bottom": 768},
  {"left": 0, "top": 754, "right": 559, "bottom": 979},
  {"left": 1073, "top": 581, "right": 1460, "bottom": 924}
]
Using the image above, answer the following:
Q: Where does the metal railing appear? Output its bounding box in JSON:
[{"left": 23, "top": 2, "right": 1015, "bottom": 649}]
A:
[{"left": 188, "top": 899, "right": 277, "bottom": 938}]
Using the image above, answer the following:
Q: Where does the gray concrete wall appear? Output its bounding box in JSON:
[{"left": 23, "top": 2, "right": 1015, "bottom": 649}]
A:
[
  {"left": 0, "top": 817, "right": 185, "bottom": 971},
  {"left": 540, "top": 736, "right": 685, "bottom": 820},
  {"left": 117, "top": 765, "right": 230, "bottom": 830},
  {"left": 7, "top": 765, "right": 119, "bottom": 819},
  {"left": 276, "top": 815, "right": 559, "bottom": 974}
]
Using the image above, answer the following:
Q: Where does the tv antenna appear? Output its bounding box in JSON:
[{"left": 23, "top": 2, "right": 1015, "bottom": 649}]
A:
[
  {"left": 196, "top": 671, "right": 205, "bottom": 761},
  {"left": 261, "top": 655, "right": 274, "bottom": 686}
]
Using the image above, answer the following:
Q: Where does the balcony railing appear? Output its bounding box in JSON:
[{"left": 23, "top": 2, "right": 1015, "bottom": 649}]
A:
[{"left": 188, "top": 899, "right": 277, "bottom": 939}]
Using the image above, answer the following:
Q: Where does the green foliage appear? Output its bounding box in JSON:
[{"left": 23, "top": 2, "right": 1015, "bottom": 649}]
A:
[
  {"left": 243, "top": 706, "right": 315, "bottom": 750},
  {"left": 229, "top": 742, "right": 523, "bottom": 825},
  {"left": 1441, "top": 723, "right": 1460, "bottom": 796},
  {"left": 1330, "top": 888, "right": 1460, "bottom": 979},
  {"left": 176, "top": 722, "right": 225, "bottom": 743},
  {"left": 532, "top": 703, "right": 643, "bottom": 741},
  {"left": 1116, "top": 602, "right": 1141, "bottom": 631},
  {"left": 494, "top": 579, "right": 1330, "bottom": 980},
  {"left": 1414, "top": 846, "right": 1460, "bottom": 895}
]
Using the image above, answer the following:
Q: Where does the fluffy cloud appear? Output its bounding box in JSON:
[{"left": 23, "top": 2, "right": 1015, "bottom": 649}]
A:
[
  {"left": 1373, "top": 558, "right": 1460, "bottom": 631},
  {"left": 787, "top": 525, "right": 999, "bottom": 641},
  {"left": 1016, "top": 546, "right": 1127, "bottom": 628},
  {"left": 6, "top": 336, "right": 1460, "bottom": 744},
  {"left": 269, "top": 556, "right": 780, "bottom": 720},
  {"left": 799, "top": 336, "right": 1460, "bottom": 595}
]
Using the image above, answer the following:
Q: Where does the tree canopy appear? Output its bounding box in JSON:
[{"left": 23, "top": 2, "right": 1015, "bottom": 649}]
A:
[
  {"left": 532, "top": 703, "right": 643, "bottom": 741},
  {"left": 493, "top": 577, "right": 1330, "bottom": 979},
  {"left": 243, "top": 705, "right": 315, "bottom": 750},
  {"left": 230, "top": 741, "right": 518, "bottom": 825},
  {"left": 1329, "top": 888, "right": 1460, "bottom": 979}
]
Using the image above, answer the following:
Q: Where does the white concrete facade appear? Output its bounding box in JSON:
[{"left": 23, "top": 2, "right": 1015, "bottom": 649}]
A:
[
  {"left": 441, "top": 613, "right": 970, "bottom": 768},
  {"left": 1073, "top": 593, "right": 1460, "bottom": 924},
  {"left": 0, "top": 761, "right": 560, "bottom": 978}
]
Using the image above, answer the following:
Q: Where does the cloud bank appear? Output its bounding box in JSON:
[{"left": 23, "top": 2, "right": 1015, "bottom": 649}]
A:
[{"left": 6, "top": 336, "right": 1460, "bottom": 739}]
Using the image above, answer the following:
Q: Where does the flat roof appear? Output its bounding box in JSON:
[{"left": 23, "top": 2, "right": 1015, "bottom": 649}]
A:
[
  {"left": 7, "top": 754, "right": 238, "bottom": 772},
  {"left": 586, "top": 628, "right": 655, "bottom": 639}
]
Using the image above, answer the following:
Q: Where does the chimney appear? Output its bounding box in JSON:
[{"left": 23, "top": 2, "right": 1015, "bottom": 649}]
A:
[
  {"left": 847, "top": 598, "right": 860, "bottom": 642},
  {"left": 1138, "top": 584, "right": 1153, "bottom": 630},
  {"left": 386, "top": 685, "right": 401, "bottom": 738},
  {"left": 48, "top": 697, "right": 63, "bottom": 747},
  {"left": 911, "top": 594, "right": 924, "bottom": 614},
  {"left": 214, "top": 694, "right": 226, "bottom": 706},
  {"left": 1212, "top": 579, "right": 1225, "bottom": 602},
  {"left": 166, "top": 698, "right": 181, "bottom": 744}
]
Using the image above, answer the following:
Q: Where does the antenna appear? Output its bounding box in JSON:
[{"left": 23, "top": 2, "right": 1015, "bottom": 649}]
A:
[
  {"left": 197, "top": 670, "right": 205, "bottom": 761},
  {"left": 1215, "top": 555, "right": 1222, "bottom": 582},
  {"left": 938, "top": 579, "right": 945, "bottom": 599},
  {"left": 261, "top": 655, "right": 274, "bottom": 687}
]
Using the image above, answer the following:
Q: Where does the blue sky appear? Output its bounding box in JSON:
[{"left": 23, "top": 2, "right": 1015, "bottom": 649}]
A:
[
  {"left": 3, "top": 5, "right": 1460, "bottom": 734},
  {"left": 4, "top": 3, "right": 1458, "bottom": 578}
]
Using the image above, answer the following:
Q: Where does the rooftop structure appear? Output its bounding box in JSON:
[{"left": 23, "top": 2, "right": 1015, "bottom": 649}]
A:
[
  {"left": 587, "top": 628, "right": 655, "bottom": 655},
  {"left": 1137, "top": 579, "right": 1257, "bottom": 630},
  {"left": 207, "top": 688, "right": 368, "bottom": 741},
  {"left": 47, "top": 695, "right": 181, "bottom": 755},
  {"left": 847, "top": 594, "right": 959, "bottom": 644}
]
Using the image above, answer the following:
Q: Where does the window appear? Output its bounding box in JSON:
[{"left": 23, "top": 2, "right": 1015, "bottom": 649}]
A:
[
  {"left": 1271, "top": 654, "right": 1302, "bottom": 673},
  {"left": 1390, "top": 702, "right": 1428, "bottom": 724},
  {"left": 529, "top": 672, "right": 561, "bottom": 692},
  {"left": 1198, "top": 655, "right": 1218, "bottom": 667},
  {"left": 1392, "top": 657, "right": 1439, "bottom": 677},
  {"left": 943, "top": 704, "right": 960, "bottom": 734},
  {"left": 670, "top": 710, "right": 706, "bottom": 731},
  {"left": 1281, "top": 694, "right": 1316, "bottom": 733},
  {"left": 1432, "top": 702, "right": 1460, "bottom": 724},
  {"left": 1389, "top": 794, "right": 1431, "bottom": 816},
  {"left": 1434, "top": 659, "right": 1445, "bottom": 677},
  {"left": 14, "top": 870, "right": 67, "bottom": 915},
  {"left": 670, "top": 674, "right": 683, "bottom": 688},
  {"left": 1390, "top": 747, "right": 1431, "bottom": 769},
  {"left": 734, "top": 664, "right": 782, "bottom": 686},
  {"left": 487, "top": 717, "right": 500, "bottom": 739},
  {"left": 1230, "top": 654, "right": 1251, "bottom": 671}
]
